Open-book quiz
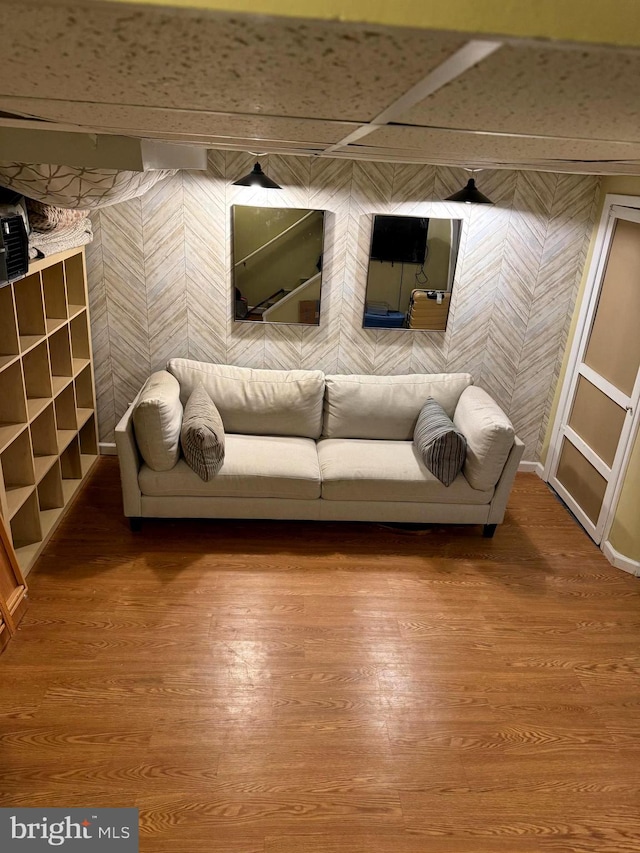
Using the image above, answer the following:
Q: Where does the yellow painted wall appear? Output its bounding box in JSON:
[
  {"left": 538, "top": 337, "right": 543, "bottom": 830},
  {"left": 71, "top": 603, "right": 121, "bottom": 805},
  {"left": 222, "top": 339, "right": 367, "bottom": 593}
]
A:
[
  {"left": 542, "top": 176, "right": 640, "bottom": 563},
  {"left": 101, "top": 0, "right": 640, "bottom": 49}
]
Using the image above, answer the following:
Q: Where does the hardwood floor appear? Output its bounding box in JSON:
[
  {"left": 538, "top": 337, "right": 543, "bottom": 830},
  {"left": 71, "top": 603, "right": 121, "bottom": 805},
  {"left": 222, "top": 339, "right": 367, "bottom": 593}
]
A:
[{"left": 1, "top": 457, "right": 639, "bottom": 852}]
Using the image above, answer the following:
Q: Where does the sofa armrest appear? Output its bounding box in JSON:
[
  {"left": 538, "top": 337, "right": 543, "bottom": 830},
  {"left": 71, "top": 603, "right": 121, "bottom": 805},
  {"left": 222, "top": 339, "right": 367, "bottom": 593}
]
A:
[
  {"left": 486, "top": 436, "right": 524, "bottom": 525},
  {"left": 115, "top": 400, "right": 142, "bottom": 518}
]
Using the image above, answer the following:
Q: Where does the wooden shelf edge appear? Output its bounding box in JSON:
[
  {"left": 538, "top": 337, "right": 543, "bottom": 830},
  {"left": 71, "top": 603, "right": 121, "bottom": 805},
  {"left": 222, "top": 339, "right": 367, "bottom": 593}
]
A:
[
  {"left": 19, "top": 334, "right": 47, "bottom": 355},
  {"left": 39, "top": 506, "right": 65, "bottom": 540},
  {"left": 46, "top": 317, "right": 67, "bottom": 335},
  {"left": 76, "top": 408, "right": 94, "bottom": 429},
  {"left": 68, "top": 305, "right": 87, "bottom": 320},
  {"left": 13, "top": 542, "right": 40, "bottom": 577},
  {"left": 26, "top": 248, "right": 83, "bottom": 276},
  {"left": 6, "top": 485, "right": 36, "bottom": 520},
  {"left": 61, "top": 478, "right": 82, "bottom": 504},
  {"left": 0, "top": 353, "right": 20, "bottom": 371},
  {"left": 52, "top": 376, "right": 74, "bottom": 396},
  {"left": 27, "top": 397, "right": 52, "bottom": 423},
  {"left": 56, "top": 429, "right": 77, "bottom": 454},
  {"left": 0, "top": 422, "right": 28, "bottom": 455},
  {"left": 72, "top": 358, "right": 90, "bottom": 377},
  {"left": 34, "top": 455, "right": 59, "bottom": 483},
  {"left": 81, "top": 454, "right": 98, "bottom": 477}
]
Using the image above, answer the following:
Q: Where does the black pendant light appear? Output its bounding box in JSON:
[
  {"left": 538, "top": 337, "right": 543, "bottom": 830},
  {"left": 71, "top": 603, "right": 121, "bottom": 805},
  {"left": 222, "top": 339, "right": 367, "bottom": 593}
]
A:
[
  {"left": 232, "top": 160, "right": 281, "bottom": 190},
  {"left": 445, "top": 178, "right": 493, "bottom": 205}
]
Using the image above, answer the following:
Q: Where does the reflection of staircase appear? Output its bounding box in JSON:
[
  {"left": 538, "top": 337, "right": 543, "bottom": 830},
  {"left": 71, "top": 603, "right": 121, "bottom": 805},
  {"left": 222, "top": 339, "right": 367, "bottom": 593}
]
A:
[
  {"left": 262, "top": 272, "right": 321, "bottom": 323},
  {"left": 248, "top": 287, "right": 290, "bottom": 317},
  {"left": 234, "top": 211, "right": 317, "bottom": 269}
]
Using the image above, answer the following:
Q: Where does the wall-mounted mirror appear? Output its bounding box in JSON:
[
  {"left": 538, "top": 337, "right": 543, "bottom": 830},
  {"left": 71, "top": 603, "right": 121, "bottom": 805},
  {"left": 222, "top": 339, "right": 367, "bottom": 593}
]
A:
[
  {"left": 232, "top": 205, "right": 326, "bottom": 325},
  {"left": 363, "top": 215, "right": 462, "bottom": 331}
]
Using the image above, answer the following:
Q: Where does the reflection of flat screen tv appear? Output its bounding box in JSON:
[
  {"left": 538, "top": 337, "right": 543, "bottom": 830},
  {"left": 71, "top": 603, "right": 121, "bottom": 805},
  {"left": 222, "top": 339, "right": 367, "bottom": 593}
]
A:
[{"left": 370, "top": 215, "right": 428, "bottom": 265}]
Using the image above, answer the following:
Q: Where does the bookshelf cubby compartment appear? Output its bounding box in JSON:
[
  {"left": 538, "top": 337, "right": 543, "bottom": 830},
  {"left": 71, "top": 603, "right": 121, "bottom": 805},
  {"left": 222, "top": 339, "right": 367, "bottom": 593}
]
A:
[
  {"left": 42, "top": 262, "right": 68, "bottom": 333},
  {"left": 70, "top": 313, "right": 91, "bottom": 376},
  {"left": 55, "top": 385, "right": 77, "bottom": 455},
  {"left": 31, "top": 405, "right": 59, "bottom": 483},
  {"left": 49, "top": 326, "right": 73, "bottom": 395},
  {"left": 0, "top": 362, "right": 28, "bottom": 453},
  {"left": 0, "top": 249, "right": 97, "bottom": 576},
  {"left": 10, "top": 491, "right": 42, "bottom": 550},
  {"left": 38, "top": 463, "right": 64, "bottom": 512},
  {"left": 37, "top": 462, "right": 65, "bottom": 541},
  {"left": 23, "top": 341, "right": 53, "bottom": 421},
  {"left": 74, "top": 364, "right": 93, "bottom": 409},
  {"left": 80, "top": 414, "right": 99, "bottom": 459},
  {"left": 1, "top": 431, "right": 36, "bottom": 519},
  {"left": 14, "top": 273, "right": 46, "bottom": 353},
  {"left": 64, "top": 252, "right": 87, "bottom": 312},
  {"left": 60, "top": 437, "right": 83, "bottom": 504},
  {"left": 0, "top": 287, "right": 19, "bottom": 368}
]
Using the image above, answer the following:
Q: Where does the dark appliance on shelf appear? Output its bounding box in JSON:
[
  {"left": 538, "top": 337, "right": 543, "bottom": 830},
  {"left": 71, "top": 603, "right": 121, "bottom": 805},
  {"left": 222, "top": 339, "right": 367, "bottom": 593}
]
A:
[{"left": 0, "top": 188, "right": 29, "bottom": 286}]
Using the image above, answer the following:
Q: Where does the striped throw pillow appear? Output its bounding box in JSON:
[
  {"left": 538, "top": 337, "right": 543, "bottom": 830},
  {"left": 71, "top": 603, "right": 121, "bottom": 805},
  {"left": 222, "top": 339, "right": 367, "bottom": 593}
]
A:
[
  {"left": 180, "top": 383, "right": 225, "bottom": 481},
  {"left": 414, "top": 397, "right": 467, "bottom": 487}
]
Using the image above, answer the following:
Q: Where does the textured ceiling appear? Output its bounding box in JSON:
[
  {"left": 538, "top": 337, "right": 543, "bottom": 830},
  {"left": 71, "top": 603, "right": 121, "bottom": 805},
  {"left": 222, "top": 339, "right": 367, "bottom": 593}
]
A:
[{"left": 1, "top": 0, "right": 640, "bottom": 174}]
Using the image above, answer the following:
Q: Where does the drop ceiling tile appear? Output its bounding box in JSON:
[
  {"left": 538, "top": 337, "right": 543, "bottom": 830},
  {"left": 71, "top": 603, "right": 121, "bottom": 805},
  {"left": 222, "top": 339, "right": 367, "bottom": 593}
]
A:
[
  {"left": 359, "top": 125, "right": 640, "bottom": 170},
  {"left": 0, "top": 98, "right": 354, "bottom": 146},
  {"left": 397, "top": 44, "right": 640, "bottom": 143},
  {"left": 0, "top": 1, "right": 466, "bottom": 123}
]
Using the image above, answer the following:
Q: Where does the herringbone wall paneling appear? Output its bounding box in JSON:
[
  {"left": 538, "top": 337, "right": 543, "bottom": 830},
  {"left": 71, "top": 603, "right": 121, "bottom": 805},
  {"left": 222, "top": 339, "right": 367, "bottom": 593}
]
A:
[{"left": 86, "top": 155, "right": 599, "bottom": 460}]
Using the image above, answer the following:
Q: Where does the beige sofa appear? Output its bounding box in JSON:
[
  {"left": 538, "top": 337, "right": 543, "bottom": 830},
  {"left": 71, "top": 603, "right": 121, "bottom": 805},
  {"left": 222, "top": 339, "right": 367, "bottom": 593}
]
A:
[{"left": 115, "top": 359, "right": 524, "bottom": 536}]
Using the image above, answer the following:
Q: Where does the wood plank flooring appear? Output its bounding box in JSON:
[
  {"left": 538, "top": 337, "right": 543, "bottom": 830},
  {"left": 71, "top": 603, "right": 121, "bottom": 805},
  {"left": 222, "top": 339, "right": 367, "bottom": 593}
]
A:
[{"left": 1, "top": 457, "right": 639, "bottom": 852}]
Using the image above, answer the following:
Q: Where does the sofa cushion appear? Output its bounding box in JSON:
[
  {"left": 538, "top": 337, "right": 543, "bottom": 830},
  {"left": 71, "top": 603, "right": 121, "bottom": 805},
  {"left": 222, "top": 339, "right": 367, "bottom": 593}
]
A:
[
  {"left": 139, "top": 434, "right": 321, "bottom": 500},
  {"left": 317, "top": 438, "right": 493, "bottom": 503},
  {"left": 132, "top": 371, "right": 182, "bottom": 472},
  {"left": 181, "top": 384, "right": 225, "bottom": 481},
  {"left": 323, "top": 373, "right": 472, "bottom": 440},
  {"left": 414, "top": 398, "right": 467, "bottom": 486},
  {"left": 453, "top": 386, "right": 515, "bottom": 491},
  {"left": 167, "top": 359, "right": 324, "bottom": 439}
]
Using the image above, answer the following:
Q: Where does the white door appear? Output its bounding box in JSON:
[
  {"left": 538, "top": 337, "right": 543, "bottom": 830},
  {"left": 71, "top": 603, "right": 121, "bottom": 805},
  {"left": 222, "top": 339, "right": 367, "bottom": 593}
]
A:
[{"left": 547, "top": 202, "right": 640, "bottom": 543}]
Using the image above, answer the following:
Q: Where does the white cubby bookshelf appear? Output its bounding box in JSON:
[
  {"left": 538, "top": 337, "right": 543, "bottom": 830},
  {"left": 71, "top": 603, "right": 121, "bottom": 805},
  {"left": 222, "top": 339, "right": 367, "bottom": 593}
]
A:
[{"left": 0, "top": 248, "right": 98, "bottom": 576}]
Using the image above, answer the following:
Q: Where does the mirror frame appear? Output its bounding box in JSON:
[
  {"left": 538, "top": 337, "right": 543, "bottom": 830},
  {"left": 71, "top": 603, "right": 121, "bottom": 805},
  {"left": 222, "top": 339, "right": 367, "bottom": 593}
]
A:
[
  {"left": 231, "top": 204, "right": 327, "bottom": 327},
  {"left": 362, "top": 214, "right": 462, "bottom": 332}
]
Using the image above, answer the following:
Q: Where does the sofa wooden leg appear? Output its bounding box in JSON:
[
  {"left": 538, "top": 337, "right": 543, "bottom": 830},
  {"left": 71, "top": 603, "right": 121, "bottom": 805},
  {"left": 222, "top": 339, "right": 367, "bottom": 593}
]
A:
[
  {"left": 129, "top": 517, "right": 143, "bottom": 532},
  {"left": 483, "top": 523, "right": 497, "bottom": 538}
]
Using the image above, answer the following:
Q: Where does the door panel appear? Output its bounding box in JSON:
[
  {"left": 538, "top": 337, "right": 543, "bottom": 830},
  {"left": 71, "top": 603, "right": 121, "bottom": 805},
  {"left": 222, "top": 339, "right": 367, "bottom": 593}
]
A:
[
  {"left": 548, "top": 205, "right": 640, "bottom": 542},
  {"left": 556, "top": 439, "right": 608, "bottom": 525},
  {"left": 583, "top": 218, "right": 640, "bottom": 396},
  {"left": 568, "top": 375, "right": 626, "bottom": 468}
]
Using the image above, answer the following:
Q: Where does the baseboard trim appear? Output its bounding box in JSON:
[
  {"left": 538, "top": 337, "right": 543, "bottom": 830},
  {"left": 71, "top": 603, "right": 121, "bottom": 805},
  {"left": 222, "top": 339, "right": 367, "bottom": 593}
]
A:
[
  {"left": 518, "top": 461, "right": 544, "bottom": 478},
  {"left": 602, "top": 541, "right": 640, "bottom": 577},
  {"left": 99, "top": 442, "right": 117, "bottom": 456}
]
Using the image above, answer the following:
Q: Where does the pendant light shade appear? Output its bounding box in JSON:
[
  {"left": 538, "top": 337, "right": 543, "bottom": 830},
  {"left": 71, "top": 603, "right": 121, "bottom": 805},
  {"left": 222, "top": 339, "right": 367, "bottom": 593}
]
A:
[
  {"left": 445, "top": 178, "right": 493, "bottom": 205},
  {"left": 232, "top": 161, "right": 281, "bottom": 190}
]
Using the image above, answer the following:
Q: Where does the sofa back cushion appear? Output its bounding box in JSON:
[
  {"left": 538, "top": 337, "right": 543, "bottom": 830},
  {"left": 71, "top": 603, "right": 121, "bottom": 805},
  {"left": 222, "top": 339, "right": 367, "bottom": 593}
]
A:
[
  {"left": 453, "top": 386, "right": 515, "bottom": 491},
  {"left": 167, "top": 359, "right": 325, "bottom": 438},
  {"left": 133, "top": 371, "right": 183, "bottom": 471},
  {"left": 323, "top": 373, "right": 473, "bottom": 440}
]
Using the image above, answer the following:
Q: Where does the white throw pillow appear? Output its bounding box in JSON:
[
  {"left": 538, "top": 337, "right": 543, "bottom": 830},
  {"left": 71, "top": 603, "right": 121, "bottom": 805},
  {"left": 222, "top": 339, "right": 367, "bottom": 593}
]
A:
[{"left": 133, "top": 371, "right": 183, "bottom": 471}]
